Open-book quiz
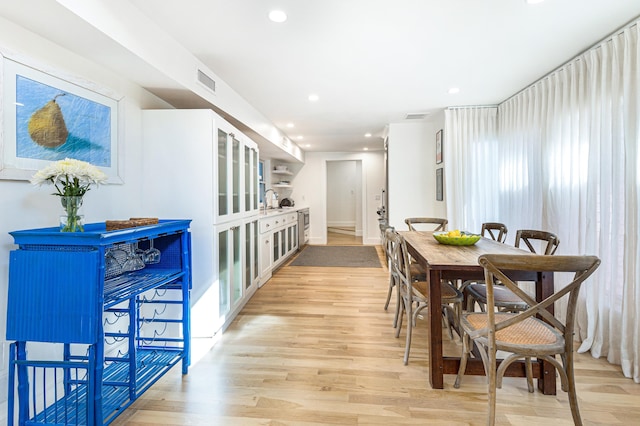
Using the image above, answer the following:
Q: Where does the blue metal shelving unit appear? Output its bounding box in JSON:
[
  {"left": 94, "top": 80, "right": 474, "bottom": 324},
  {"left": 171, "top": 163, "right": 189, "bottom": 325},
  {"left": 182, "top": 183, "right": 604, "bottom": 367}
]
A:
[{"left": 5, "top": 220, "right": 192, "bottom": 425}]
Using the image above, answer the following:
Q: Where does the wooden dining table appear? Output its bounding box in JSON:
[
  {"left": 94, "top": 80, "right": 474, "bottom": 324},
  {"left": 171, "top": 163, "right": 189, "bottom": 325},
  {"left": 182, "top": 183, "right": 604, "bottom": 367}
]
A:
[{"left": 399, "top": 231, "right": 557, "bottom": 395}]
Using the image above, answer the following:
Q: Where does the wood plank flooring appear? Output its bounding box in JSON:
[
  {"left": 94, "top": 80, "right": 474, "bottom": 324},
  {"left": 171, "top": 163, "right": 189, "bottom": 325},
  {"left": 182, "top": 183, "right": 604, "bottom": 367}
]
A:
[
  {"left": 113, "top": 242, "right": 639, "bottom": 425},
  {"left": 327, "top": 230, "right": 362, "bottom": 245}
]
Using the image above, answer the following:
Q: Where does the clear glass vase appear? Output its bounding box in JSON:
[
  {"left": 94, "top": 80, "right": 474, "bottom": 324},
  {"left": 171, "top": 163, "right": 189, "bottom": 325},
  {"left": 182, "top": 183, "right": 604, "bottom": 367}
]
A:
[{"left": 60, "top": 195, "right": 85, "bottom": 232}]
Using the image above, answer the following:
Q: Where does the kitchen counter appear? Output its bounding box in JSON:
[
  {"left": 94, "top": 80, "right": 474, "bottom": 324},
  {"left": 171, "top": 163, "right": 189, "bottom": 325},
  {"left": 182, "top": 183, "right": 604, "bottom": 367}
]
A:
[{"left": 259, "top": 206, "right": 305, "bottom": 216}]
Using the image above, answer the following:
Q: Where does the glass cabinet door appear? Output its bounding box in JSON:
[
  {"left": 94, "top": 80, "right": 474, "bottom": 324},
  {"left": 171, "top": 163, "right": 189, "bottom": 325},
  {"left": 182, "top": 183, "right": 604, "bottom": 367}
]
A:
[
  {"left": 217, "top": 129, "right": 228, "bottom": 217},
  {"left": 292, "top": 224, "right": 298, "bottom": 250},
  {"left": 273, "top": 230, "right": 280, "bottom": 263},
  {"left": 218, "top": 224, "right": 243, "bottom": 320},
  {"left": 218, "top": 228, "right": 229, "bottom": 317},
  {"left": 245, "top": 220, "right": 259, "bottom": 290},
  {"left": 232, "top": 135, "right": 241, "bottom": 214},
  {"left": 280, "top": 229, "right": 286, "bottom": 257},
  {"left": 252, "top": 148, "right": 259, "bottom": 210},
  {"left": 232, "top": 225, "right": 242, "bottom": 305},
  {"left": 245, "top": 221, "right": 251, "bottom": 289},
  {"left": 244, "top": 145, "right": 251, "bottom": 212},
  {"left": 253, "top": 220, "right": 259, "bottom": 282}
]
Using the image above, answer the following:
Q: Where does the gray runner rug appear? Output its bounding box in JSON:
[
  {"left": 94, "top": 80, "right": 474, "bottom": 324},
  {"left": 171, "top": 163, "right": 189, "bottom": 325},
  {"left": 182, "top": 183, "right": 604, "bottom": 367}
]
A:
[{"left": 290, "top": 245, "right": 382, "bottom": 268}]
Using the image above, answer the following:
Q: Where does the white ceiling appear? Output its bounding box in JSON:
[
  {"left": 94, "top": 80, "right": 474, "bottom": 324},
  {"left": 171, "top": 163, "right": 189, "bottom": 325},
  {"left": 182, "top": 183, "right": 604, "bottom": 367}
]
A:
[{"left": 3, "top": 1, "right": 640, "bottom": 156}]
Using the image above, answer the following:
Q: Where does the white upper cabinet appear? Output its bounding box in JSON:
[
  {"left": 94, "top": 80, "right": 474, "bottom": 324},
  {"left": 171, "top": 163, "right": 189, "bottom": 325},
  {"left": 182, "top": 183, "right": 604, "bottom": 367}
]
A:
[{"left": 216, "top": 118, "right": 259, "bottom": 223}]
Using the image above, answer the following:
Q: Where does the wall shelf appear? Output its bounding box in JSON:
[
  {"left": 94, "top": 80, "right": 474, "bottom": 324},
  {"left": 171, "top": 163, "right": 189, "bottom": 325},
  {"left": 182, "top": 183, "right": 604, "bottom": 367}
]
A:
[{"left": 272, "top": 169, "right": 293, "bottom": 176}]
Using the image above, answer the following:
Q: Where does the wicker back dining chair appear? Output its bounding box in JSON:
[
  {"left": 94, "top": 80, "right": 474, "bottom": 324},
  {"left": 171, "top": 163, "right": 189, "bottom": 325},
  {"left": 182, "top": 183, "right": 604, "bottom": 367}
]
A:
[
  {"left": 383, "top": 226, "right": 427, "bottom": 328},
  {"left": 481, "top": 222, "right": 508, "bottom": 243},
  {"left": 403, "top": 217, "right": 446, "bottom": 285},
  {"left": 515, "top": 229, "right": 560, "bottom": 255},
  {"left": 459, "top": 222, "right": 509, "bottom": 295},
  {"left": 382, "top": 226, "right": 401, "bottom": 328},
  {"left": 454, "top": 253, "right": 600, "bottom": 426},
  {"left": 388, "top": 229, "right": 463, "bottom": 364},
  {"left": 404, "top": 217, "right": 448, "bottom": 232},
  {"left": 465, "top": 229, "right": 560, "bottom": 313}
]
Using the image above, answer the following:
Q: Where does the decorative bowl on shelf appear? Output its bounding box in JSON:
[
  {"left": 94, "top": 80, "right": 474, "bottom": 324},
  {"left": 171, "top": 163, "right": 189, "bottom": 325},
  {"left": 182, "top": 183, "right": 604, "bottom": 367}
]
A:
[{"left": 433, "top": 231, "right": 481, "bottom": 246}]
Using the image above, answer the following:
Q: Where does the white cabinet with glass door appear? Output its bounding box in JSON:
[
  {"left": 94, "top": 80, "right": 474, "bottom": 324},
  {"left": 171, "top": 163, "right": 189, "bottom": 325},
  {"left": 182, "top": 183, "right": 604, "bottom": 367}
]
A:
[
  {"left": 272, "top": 212, "right": 298, "bottom": 268},
  {"left": 216, "top": 218, "right": 258, "bottom": 331},
  {"left": 216, "top": 119, "right": 259, "bottom": 224},
  {"left": 244, "top": 217, "right": 260, "bottom": 292}
]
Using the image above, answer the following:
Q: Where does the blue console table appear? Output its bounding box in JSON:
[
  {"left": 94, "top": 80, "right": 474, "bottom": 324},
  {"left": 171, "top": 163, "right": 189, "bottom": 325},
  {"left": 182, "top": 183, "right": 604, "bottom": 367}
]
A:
[{"left": 6, "top": 220, "right": 192, "bottom": 425}]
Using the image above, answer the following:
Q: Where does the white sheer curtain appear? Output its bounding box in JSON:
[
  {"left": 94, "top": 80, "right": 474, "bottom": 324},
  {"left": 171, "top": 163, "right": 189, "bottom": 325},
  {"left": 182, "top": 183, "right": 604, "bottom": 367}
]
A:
[
  {"left": 445, "top": 23, "right": 640, "bottom": 382},
  {"left": 444, "top": 107, "right": 498, "bottom": 233}
]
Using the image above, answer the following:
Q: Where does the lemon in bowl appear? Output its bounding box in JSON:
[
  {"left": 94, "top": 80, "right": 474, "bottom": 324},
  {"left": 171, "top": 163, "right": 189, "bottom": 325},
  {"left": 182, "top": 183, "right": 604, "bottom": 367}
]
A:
[{"left": 433, "top": 230, "right": 481, "bottom": 246}]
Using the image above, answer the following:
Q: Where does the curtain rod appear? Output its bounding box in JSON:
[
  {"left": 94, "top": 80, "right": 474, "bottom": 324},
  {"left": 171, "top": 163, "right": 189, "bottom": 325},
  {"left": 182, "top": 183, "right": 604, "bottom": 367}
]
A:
[
  {"left": 502, "top": 14, "right": 640, "bottom": 104},
  {"left": 447, "top": 105, "right": 498, "bottom": 110}
]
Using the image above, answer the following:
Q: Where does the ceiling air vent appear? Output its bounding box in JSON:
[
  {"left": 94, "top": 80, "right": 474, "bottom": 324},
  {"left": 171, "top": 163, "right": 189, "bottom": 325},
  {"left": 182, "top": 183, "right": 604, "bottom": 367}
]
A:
[
  {"left": 405, "top": 112, "right": 428, "bottom": 120},
  {"left": 197, "top": 69, "right": 216, "bottom": 93}
]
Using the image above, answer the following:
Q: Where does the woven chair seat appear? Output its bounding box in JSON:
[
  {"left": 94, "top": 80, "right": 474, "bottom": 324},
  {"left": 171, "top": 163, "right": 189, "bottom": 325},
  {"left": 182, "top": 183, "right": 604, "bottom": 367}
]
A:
[
  {"left": 462, "top": 312, "right": 564, "bottom": 353},
  {"left": 413, "top": 280, "right": 463, "bottom": 303}
]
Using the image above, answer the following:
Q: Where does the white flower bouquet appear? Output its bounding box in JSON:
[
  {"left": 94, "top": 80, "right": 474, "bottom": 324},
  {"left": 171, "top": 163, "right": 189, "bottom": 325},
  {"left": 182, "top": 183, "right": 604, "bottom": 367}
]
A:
[
  {"left": 31, "top": 158, "right": 107, "bottom": 231},
  {"left": 31, "top": 157, "right": 107, "bottom": 197}
]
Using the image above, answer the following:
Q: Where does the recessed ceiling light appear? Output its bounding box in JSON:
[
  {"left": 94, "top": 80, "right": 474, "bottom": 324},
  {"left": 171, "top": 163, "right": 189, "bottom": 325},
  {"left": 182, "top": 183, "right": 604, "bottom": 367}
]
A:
[
  {"left": 305, "top": 144, "right": 311, "bottom": 148},
  {"left": 308, "top": 94, "right": 319, "bottom": 102},
  {"left": 364, "top": 133, "right": 372, "bottom": 138},
  {"left": 286, "top": 123, "right": 294, "bottom": 128},
  {"left": 268, "top": 10, "right": 287, "bottom": 23},
  {"left": 296, "top": 135, "right": 304, "bottom": 140},
  {"left": 363, "top": 147, "right": 369, "bottom": 151},
  {"left": 448, "top": 87, "right": 460, "bottom": 94}
]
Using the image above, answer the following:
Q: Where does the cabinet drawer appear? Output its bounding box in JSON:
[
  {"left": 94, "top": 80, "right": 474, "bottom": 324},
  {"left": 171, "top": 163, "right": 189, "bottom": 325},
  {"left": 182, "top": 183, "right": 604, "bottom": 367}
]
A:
[{"left": 260, "top": 215, "right": 284, "bottom": 233}]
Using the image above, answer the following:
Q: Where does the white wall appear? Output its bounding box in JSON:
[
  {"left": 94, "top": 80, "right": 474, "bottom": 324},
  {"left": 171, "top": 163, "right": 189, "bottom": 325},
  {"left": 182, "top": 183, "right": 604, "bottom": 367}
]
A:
[
  {"left": 387, "top": 114, "right": 446, "bottom": 231},
  {"left": 292, "top": 152, "right": 384, "bottom": 245}
]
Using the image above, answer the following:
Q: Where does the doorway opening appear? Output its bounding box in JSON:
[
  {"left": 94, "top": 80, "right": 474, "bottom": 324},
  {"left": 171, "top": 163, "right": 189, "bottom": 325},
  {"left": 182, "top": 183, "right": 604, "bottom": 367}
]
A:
[{"left": 326, "top": 160, "right": 363, "bottom": 246}]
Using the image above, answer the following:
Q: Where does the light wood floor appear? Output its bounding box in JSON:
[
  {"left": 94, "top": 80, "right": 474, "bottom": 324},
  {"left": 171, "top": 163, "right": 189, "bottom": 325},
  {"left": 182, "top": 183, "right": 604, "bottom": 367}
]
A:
[
  {"left": 113, "top": 244, "right": 639, "bottom": 425},
  {"left": 327, "top": 230, "right": 362, "bottom": 245}
]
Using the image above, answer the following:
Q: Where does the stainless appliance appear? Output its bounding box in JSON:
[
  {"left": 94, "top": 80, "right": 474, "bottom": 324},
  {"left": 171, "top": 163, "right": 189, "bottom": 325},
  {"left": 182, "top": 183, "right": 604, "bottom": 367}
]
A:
[
  {"left": 377, "top": 188, "right": 388, "bottom": 230},
  {"left": 298, "top": 208, "right": 310, "bottom": 249}
]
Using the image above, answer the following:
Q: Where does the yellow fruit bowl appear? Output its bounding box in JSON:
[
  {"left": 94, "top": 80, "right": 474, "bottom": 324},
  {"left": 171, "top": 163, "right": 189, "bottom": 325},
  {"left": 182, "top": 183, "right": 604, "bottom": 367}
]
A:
[{"left": 433, "top": 231, "right": 481, "bottom": 246}]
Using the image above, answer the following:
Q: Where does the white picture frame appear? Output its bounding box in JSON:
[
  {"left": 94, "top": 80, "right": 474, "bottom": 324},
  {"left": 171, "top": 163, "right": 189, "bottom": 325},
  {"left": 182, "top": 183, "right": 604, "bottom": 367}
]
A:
[{"left": 0, "top": 48, "right": 123, "bottom": 183}]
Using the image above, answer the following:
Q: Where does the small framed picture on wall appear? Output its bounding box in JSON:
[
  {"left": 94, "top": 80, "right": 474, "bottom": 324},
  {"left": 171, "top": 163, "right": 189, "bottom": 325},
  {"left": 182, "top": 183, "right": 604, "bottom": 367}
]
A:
[
  {"left": 436, "top": 168, "right": 443, "bottom": 201},
  {"left": 436, "top": 129, "right": 443, "bottom": 164}
]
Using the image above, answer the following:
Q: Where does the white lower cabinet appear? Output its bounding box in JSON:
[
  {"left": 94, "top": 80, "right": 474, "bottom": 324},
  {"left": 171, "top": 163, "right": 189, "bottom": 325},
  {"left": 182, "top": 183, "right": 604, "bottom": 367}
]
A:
[
  {"left": 216, "top": 219, "right": 259, "bottom": 331},
  {"left": 259, "top": 231, "right": 272, "bottom": 286},
  {"left": 259, "top": 211, "right": 299, "bottom": 286}
]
